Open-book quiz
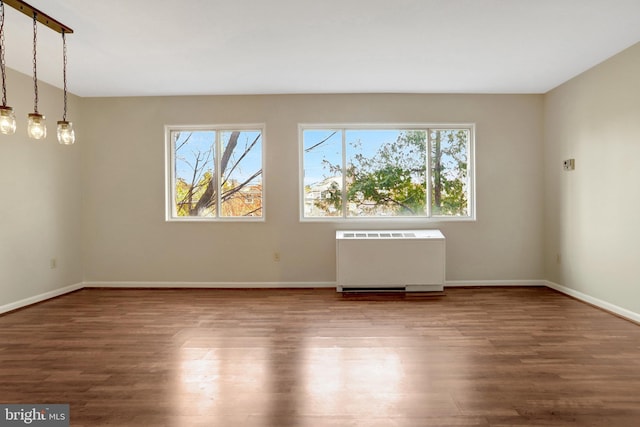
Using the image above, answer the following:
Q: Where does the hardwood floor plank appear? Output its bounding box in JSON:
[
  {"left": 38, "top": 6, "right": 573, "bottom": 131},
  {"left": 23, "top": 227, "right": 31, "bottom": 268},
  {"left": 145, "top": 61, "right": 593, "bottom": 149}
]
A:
[{"left": 0, "top": 287, "right": 639, "bottom": 426}]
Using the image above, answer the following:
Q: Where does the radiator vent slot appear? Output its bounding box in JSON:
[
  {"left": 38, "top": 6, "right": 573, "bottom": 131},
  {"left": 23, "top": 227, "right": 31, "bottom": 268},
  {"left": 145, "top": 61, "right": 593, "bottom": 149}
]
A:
[
  {"left": 342, "top": 232, "right": 417, "bottom": 238},
  {"left": 341, "top": 286, "right": 406, "bottom": 293}
]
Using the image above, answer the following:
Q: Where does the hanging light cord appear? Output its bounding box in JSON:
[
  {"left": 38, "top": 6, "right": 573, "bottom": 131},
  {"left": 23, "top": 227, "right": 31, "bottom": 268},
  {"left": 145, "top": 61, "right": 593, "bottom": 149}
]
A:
[
  {"left": 0, "top": 0, "right": 7, "bottom": 107},
  {"left": 62, "top": 30, "right": 67, "bottom": 121},
  {"left": 32, "top": 12, "right": 39, "bottom": 114}
]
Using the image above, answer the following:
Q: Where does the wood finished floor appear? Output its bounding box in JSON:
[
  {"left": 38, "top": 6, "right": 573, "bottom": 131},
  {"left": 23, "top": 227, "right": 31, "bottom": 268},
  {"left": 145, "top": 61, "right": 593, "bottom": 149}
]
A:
[{"left": 1, "top": 287, "right": 639, "bottom": 427}]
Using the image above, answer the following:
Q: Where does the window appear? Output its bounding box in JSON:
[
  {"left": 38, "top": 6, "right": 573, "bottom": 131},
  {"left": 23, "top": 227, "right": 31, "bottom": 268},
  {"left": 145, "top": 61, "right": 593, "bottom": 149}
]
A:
[
  {"left": 166, "top": 125, "right": 264, "bottom": 221},
  {"left": 300, "top": 125, "right": 474, "bottom": 220}
]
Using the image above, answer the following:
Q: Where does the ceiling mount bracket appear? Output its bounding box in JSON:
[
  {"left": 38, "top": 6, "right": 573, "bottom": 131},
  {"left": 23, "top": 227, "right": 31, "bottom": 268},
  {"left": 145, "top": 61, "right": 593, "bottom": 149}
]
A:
[{"left": 4, "top": 0, "right": 73, "bottom": 34}]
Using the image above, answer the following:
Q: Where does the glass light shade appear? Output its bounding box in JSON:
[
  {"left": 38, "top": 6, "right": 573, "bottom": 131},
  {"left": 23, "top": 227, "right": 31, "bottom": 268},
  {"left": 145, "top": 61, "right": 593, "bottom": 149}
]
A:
[
  {"left": 57, "top": 121, "right": 75, "bottom": 145},
  {"left": 27, "top": 113, "right": 46, "bottom": 140},
  {"left": 0, "top": 106, "right": 16, "bottom": 135}
]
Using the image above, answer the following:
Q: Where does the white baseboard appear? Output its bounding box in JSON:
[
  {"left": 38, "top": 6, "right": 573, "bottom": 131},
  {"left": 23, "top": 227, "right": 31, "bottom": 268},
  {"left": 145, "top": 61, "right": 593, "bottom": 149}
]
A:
[
  {"left": 4, "top": 280, "right": 639, "bottom": 325},
  {"left": 82, "top": 281, "right": 336, "bottom": 289},
  {"left": 85, "top": 280, "right": 546, "bottom": 290},
  {"left": 545, "top": 280, "right": 640, "bottom": 324},
  {"left": 0, "top": 282, "right": 84, "bottom": 315},
  {"left": 445, "top": 279, "right": 546, "bottom": 287}
]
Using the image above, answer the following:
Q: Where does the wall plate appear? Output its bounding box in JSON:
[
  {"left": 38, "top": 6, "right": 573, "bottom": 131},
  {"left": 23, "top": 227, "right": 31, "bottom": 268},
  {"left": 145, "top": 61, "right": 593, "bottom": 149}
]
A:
[{"left": 563, "top": 159, "right": 575, "bottom": 171}]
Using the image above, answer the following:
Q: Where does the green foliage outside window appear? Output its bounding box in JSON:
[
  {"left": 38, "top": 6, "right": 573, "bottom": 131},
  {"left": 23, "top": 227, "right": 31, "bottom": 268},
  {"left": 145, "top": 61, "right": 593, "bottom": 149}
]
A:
[{"left": 303, "top": 127, "right": 471, "bottom": 218}]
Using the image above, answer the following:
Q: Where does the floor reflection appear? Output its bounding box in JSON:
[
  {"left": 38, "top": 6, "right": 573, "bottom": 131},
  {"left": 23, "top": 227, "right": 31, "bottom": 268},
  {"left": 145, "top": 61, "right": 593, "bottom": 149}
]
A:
[
  {"left": 302, "top": 344, "right": 403, "bottom": 416},
  {"left": 173, "top": 334, "right": 407, "bottom": 423},
  {"left": 175, "top": 342, "right": 270, "bottom": 419}
]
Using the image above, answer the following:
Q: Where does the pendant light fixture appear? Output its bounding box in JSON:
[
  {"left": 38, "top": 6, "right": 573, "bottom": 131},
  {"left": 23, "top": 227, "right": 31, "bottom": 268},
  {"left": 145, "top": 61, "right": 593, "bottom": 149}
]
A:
[
  {"left": 27, "top": 11, "right": 45, "bottom": 140},
  {"left": 0, "top": 0, "right": 16, "bottom": 135},
  {"left": 57, "top": 30, "right": 74, "bottom": 145},
  {"left": 1, "top": 1, "right": 74, "bottom": 140}
]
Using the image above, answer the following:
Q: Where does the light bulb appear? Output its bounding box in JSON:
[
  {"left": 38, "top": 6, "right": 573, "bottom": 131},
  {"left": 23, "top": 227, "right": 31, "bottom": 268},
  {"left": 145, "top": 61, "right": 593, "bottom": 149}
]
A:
[
  {"left": 57, "top": 121, "right": 75, "bottom": 145},
  {"left": 27, "top": 113, "right": 46, "bottom": 140},
  {"left": 0, "top": 106, "right": 16, "bottom": 135}
]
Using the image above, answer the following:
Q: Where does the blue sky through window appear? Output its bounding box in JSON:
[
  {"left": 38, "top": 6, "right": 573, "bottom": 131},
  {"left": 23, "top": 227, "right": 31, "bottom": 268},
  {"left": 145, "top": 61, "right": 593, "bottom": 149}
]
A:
[
  {"left": 303, "top": 129, "right": 417, "bottom": 186},
  {"left": 175, "top": 130, "right": 262, "bottom": 185}
]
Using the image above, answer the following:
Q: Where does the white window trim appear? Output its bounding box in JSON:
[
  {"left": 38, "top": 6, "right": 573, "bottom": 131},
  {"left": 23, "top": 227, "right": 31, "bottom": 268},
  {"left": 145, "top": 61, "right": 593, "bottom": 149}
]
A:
[
  {"left": 298, "top": 123, "right": 476, "bottom": 223},
  {"left": 165, "top": 123, "right": 266, "bottom": 222}
]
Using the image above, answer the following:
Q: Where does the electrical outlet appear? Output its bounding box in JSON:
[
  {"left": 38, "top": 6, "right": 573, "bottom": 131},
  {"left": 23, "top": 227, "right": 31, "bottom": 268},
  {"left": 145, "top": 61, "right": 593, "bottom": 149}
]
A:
[
  {"left": 556, "top": 253, "right": 561, "bottom": 264},
  {"left": 273, "top": 252, "right": 280, "bottom": 262},
  {"left": 50, "top": 258, "right": 57, "bottom": 269}
]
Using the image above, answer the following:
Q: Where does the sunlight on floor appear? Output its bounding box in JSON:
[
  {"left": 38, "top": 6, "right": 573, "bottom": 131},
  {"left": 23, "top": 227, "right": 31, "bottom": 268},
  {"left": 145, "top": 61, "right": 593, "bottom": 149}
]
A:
[{"left": 302, "top": 344, "right": 404, "bottom": 415}]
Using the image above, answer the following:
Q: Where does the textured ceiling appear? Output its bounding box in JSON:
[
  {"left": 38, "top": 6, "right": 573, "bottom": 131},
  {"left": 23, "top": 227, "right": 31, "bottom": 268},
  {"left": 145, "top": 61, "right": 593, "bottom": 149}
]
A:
[{"left": 3, "top": 0, "right": 640, "bottom": 97}]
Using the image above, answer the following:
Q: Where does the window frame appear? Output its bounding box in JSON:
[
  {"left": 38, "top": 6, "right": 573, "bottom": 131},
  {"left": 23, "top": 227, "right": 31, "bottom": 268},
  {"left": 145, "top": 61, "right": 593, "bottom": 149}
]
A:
[
  {"left": 165, "top": 123, "right": 266, "bottom": 222},
  {"left": 298, "top": 123, "right": 476, "bottom": 222}
]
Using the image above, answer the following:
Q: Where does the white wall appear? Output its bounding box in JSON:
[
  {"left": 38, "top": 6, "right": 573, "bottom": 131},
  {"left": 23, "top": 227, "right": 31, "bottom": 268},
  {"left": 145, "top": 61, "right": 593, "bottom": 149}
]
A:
[
  {"left": 5, "top": 41, "right": 639, "bottom": 317},
  {"left": 0, "top": 68, "right": 82, "bottom": 308},
  {"left": 544, "top": 42, "right": 640, "bottom": 314},
  {"left": 81, "top": 94, "right": 544, "bottom": 285}
]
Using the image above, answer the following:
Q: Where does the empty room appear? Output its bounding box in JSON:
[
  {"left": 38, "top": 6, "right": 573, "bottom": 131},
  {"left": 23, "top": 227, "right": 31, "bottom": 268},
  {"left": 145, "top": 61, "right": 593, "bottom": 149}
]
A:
[{"left": 1, "top": 1, "right": 639, "bottom": 426}]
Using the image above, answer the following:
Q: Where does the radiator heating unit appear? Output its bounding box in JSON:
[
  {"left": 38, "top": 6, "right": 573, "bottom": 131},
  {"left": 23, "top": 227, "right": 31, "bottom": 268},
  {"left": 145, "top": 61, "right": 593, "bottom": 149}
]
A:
[{"left": 336, "top": 229, "right": 445, "bottom": 292}]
